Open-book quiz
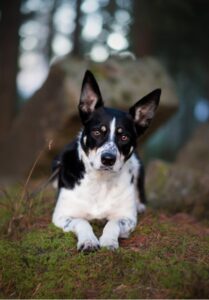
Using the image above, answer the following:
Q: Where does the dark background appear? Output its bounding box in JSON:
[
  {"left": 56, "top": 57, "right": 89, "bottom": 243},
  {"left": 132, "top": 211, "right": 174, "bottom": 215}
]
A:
[{"left": 1, "top": 0, "right": 209, "bottom": 164}]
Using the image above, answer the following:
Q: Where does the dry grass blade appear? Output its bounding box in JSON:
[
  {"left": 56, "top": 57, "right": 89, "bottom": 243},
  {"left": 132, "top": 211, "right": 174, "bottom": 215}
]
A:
[
  {"left": 0, "top": 150, "right": 45, "bottom": 237},
  {"left": 3, "top": 142, "right": 54, "bottom": 237},
  {"left": 20, "top": 149, "right": 45, "bottom": 202}
]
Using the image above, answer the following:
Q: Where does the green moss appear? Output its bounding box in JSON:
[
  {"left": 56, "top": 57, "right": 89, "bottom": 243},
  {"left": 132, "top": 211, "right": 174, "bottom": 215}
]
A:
[
  {"left": 0, "top": 184, "right": 55, "bottom": 238},
  {"left": 1, "top": 184, "right": 209, "bottom": 298},
  {"left": 1, "top": 211, "right": 209, "bottom": 298},
  {"left": 0, "top": 185, "right": 23, "bottom": 231}
]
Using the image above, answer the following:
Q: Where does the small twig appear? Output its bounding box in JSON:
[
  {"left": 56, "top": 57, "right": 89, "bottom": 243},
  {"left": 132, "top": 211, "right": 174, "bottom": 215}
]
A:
[
  {"left": 3, "top": 140, "right": 56, "bottom": 236},
  {"left": 48, "top": 139, "right": 53, "bottom": 151},
  {"left": 7, "top": 214, "right": 24, "bottom": 235},
  {"left": 6, "top": 148, "right": 46, "bottom": 236},
  {"left": 32, "top": 283, "right": 42, "bottom": 297},
  {"left": 21, "top": 139, "right": 54, "bottom": 201},
  {"left": 28, "top": 167, "right": 60, "bottom": 199},
  {"left": 21, "top": 149, "right": 45, "bottom": 202}
]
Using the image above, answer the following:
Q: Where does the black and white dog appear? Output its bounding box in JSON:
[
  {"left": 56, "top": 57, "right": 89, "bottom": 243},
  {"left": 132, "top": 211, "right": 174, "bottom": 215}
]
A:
[{"left": 52, "top": 70, "right": 161, "bottom": 252}]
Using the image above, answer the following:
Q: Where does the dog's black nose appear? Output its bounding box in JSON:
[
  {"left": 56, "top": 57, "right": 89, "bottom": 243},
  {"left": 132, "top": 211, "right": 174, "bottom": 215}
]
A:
[{"left": 101, "top": 152, "right": 116, "bottom": 166}]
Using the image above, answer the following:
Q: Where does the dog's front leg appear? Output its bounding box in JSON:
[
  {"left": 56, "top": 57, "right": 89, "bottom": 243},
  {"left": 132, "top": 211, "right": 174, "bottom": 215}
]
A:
[
  {"left": 71, "top": 219, "right": 100, "bottom": 252},
  {"left": 99, "top": 218, "right": 136, "bottom": 250},
  {"left": 58, "top": 217, "right": 100, "bottom": 252}
]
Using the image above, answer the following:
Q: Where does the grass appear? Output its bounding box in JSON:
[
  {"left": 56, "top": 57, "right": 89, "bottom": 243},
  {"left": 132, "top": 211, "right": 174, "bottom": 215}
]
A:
[{"left": 0, "top": 184, "right": 209, "bottom": 298}]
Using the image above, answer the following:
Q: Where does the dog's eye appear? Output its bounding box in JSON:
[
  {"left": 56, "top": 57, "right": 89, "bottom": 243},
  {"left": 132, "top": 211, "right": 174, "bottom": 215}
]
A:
[
  {"left": 120, "top": 134, "right": 129, "bottom": 142},
  {"left": 92, "top": 129, "right": 101, "bottom": 137}
]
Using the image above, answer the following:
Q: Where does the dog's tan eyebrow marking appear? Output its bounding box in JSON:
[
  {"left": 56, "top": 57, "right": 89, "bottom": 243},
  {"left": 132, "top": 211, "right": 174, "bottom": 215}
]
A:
[
  {"left": 117, "top": 127, "right": 123, "bottom": 133},
  {"left": 101, "top": 125, "right": 107, "bottom": 132}
]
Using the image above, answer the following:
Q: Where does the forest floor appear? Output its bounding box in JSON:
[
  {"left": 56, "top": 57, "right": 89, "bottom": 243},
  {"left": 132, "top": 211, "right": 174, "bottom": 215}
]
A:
[{"left": 0, "top": 183, "right": 209, "bottom": 299}]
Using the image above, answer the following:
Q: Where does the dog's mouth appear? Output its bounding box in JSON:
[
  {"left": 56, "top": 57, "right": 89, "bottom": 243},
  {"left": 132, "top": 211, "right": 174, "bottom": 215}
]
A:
[{"left": 100, "top": 165, "right": 114, "bottom": 171}]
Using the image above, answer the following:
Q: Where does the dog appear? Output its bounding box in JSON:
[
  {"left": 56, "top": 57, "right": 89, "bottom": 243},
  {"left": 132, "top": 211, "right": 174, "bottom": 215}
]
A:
[{"left": 52, "top": 70, "right": 161, "bottom": 252}]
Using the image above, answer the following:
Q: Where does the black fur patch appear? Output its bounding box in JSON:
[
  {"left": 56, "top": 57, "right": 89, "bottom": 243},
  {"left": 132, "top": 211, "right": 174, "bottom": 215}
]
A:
[
  {"left": 64, "top": 218, "right": 73, "bottom": 229},
  {"left": 130, "top": 175, "right": 134, "bottom": 184},
  {"left": 53, "top": 139, "right": 85, "bottom": 189},
  {"left": 136, "top": 156, "right": 147, "bottom": 204}
]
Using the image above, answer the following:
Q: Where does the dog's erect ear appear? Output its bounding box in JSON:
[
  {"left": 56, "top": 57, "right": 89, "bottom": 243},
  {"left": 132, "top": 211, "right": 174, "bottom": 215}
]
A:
[
  {"left": 129, "top": 89, "right": 161, "bottom": 135},
  {"left": 79, "top": 70, "right": 104, "bottom": 123}
]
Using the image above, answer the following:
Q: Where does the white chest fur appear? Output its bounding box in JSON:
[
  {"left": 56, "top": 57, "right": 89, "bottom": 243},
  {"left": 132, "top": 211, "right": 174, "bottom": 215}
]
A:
[{"left": 52, "top": 154, "right": 140, "bottom": 226}]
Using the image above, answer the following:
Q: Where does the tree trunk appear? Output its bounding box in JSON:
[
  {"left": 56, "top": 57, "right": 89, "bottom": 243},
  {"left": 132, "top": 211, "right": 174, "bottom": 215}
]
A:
[
  {"left": 72, "top": 0, "right": 82, "bottom": 56},
  {"left": 46, "top": 0, "right": 59, "bottom": 62},
  {"left": 130, "top": 0, "right": 153, "bottom": 57},
  {"left": 0, "top": 0, "right": 22, "bottom": 141}
]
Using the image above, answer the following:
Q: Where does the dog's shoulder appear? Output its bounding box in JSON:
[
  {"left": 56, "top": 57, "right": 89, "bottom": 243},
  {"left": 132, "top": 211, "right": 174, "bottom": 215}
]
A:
[{"left": 54, "top": 139, "right": 85, "bottom": 189}]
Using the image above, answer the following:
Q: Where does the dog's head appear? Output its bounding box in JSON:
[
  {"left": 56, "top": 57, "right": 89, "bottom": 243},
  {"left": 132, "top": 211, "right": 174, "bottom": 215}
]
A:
[{"left": 78, "top": 70, "right": 161, "bottom": 172}]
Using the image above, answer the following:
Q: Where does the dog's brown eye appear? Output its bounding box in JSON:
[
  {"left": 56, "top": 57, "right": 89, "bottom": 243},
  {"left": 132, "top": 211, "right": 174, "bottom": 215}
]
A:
[{"left": 120, "top": 134, "right": 129, "bottom": 142}]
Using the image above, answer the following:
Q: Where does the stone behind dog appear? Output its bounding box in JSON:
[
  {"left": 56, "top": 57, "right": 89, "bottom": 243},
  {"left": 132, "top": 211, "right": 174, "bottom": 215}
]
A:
[
  {"left": 146, "top": 124, "right": 209, "bottom": 219},
  {"left": 0, "top": 57, "right": 178, "bottom": 181}
]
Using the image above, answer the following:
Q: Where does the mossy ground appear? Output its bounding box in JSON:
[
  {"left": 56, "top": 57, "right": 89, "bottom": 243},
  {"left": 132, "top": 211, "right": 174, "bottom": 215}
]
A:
[{"left": 0, "top": 184, "right": 209, "bottom": 299}]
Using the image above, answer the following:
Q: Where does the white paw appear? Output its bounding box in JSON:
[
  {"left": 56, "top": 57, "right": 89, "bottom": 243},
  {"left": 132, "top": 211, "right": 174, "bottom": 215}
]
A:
[
  {"left": 138, "top": 203, "right": 146, "bottom": 213},
  {"left": 77, "top": 236, "right": 100, "bottom": 253},
  {"left": 99, "top": 236, "right": 119, "bottom": 250}
]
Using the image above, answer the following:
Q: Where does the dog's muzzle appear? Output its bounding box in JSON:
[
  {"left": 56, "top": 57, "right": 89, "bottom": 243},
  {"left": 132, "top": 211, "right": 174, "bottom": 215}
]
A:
[
  {"left": 101, "top": 152, "right": 116, "bottom": 167},
  {"left": 97, "top": 141, "right": 118, "bottom": 170}
]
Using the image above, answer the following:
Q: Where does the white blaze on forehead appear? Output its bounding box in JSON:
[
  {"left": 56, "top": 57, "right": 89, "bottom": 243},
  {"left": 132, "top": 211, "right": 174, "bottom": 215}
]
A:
[{"left": 109, "top": 117, "right": 116, "bottom": 141}]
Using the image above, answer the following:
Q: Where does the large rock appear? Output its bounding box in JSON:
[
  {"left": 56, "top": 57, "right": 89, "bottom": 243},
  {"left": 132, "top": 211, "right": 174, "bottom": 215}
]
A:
[
  {"left": 176, "top": 124, "right": 209, "bottom": 174},
  {"left": 0, "top": 57, "right": 178, "bottom": 181},
  {"left": 146, "top": 160, "right": 209, "bottom": 219},
  {"left": 146, "top": 124, "right": 209, "bottom": 219}
]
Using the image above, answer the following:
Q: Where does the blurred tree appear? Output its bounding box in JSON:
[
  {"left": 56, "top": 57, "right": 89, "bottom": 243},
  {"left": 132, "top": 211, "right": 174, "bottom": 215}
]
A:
[
  {"left": 131, "top": 0, "right": 209, "bottom": 161},
  {"left": 72, "top": 0, "right": 82, "bottom": 56},
  {"left": 46, "top": 0, "right": 60, "bottom": 62},
  {"left": 131, "top": 1, "right": 153, "bottom": 57},
  {"left": 131, "top": 0, "right": 209, "bottom": 76},
  {"left": 0, "top": 0, "right": 22, "bottom": 140}
]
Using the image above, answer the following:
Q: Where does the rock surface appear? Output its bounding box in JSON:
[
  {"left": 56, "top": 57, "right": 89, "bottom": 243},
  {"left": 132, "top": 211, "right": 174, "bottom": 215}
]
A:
[
  {"left": 146, "top": 124, "right": 209, "bottom": 219},
  {"left": 176, "top": 123, "right": 209, "bottom": 174}
]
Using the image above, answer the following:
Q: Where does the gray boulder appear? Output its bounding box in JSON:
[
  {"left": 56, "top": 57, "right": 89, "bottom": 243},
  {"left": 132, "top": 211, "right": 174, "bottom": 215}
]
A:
[{"left": 146, "top": 124, "right": 209, "bottom": 219}]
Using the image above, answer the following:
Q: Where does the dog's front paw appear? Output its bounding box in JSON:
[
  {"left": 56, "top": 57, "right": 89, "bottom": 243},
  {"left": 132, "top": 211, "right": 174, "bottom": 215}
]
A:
[
  {"left": 77, "top": 236, "right": 100, "bottom": 253},
  {"left": 99, "top": 236, "right": 119, "bottom": 250}
]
